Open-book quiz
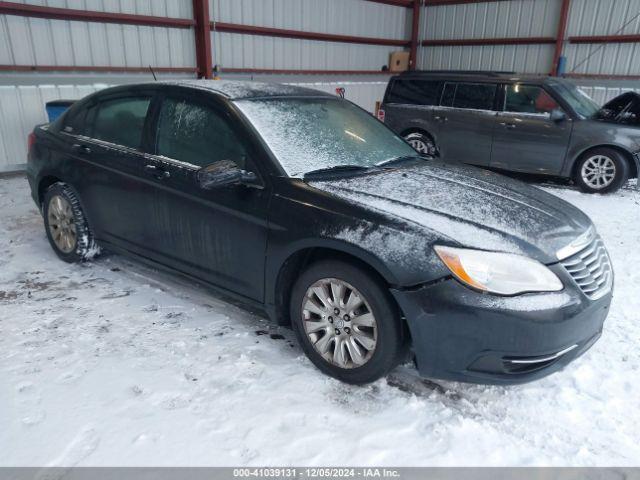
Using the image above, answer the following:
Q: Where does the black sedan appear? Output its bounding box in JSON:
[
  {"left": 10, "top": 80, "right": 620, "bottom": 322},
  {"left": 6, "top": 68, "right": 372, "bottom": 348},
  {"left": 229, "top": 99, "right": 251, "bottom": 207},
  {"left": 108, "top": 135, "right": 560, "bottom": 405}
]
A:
[{"left": 26, "top": 80, "right": 613, "bottom": 385}]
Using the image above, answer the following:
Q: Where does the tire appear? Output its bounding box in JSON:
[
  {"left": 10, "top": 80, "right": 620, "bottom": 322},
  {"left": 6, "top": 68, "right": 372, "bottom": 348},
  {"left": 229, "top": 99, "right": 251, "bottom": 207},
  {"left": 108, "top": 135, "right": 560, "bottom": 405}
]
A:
[
  {"left": 574, "top": 148, "right": 629, "bottom": 194},
  {"left": 43, "top": 182, "right": 101, "bottom": 263},
  {"left": 404, "top": 131, "right": 435, "bottom": 156},
  {"left": 290, "top": 260, "right": 404, "bottom": 384}
]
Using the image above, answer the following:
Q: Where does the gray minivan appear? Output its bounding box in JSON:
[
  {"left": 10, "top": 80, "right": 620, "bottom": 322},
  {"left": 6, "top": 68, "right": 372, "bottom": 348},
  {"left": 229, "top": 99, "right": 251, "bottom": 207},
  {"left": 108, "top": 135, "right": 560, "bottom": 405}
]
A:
[{"left": 380, "top": 71, "right": 640, "bottom": 193}]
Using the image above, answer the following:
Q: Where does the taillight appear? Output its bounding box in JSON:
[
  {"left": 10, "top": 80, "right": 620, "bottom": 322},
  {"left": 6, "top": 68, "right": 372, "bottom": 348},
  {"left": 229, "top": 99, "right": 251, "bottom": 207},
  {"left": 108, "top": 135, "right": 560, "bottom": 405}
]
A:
[
  {"left": 28, "top": 132, "right": 36, "bottom": 153},
  {"left": 377, "top": 108, "right": 385, "bottom": 122}
]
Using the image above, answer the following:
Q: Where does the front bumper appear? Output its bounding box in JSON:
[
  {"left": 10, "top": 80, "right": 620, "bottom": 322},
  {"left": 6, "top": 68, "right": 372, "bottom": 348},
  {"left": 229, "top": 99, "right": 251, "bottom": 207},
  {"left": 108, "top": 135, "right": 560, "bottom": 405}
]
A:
[{"left": 391, "top": 265, "right": 611, "bottom": 385}]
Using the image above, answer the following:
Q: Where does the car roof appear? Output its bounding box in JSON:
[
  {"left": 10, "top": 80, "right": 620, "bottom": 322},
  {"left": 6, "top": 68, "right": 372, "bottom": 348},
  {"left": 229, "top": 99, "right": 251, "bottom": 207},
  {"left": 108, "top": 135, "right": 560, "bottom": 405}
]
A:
[
  {"left": 393, "top": 71, "right": 562, "bottom": 85},
  {"left": 153, "top": 79, "right": 335, "bottom": 100}
]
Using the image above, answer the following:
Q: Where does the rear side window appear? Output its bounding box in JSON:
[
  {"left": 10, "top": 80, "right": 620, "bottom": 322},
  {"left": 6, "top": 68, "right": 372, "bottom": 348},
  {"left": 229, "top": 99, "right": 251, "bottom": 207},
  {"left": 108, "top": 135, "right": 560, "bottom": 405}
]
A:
[
  {"left": 155, "top": 97, "right": 247, "bottom": 168},
  {"left": 385, "top": 79, "right": 442, "bottom": 106},
  {"left": 92, "top": 97, "right": 151, "bottom": 149},
  {"left": 441, "top": 82, "right": 497, "bottom": 110},
  {"left": 505, "top": 85, "right": 559, "bottom": 114}
]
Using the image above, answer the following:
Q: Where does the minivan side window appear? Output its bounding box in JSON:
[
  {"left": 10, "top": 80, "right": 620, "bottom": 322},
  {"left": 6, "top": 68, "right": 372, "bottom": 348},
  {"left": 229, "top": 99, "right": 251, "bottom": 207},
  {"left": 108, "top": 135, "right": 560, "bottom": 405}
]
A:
[
  {"left": 92, "top": 97, "right": 151, "bottom": 150},
  {"left": 155, "top": 97, "right": 248, "bottom": 168},
  {"left": 505, "top": 85, "right": 559, "bottom": 114},
  {"left": 385, "top": 80, "right": 442, "bottom": 106},
  {"left": 441, "top": 83, "right": 496, "bottom": 110}
]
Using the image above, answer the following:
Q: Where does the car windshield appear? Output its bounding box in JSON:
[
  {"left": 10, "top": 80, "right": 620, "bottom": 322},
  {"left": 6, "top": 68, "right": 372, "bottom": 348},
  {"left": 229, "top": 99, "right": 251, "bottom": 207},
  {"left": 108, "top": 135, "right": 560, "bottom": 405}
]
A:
[
  {"left": 550, "top": 82, "right": 601, "bottom": 118},
  {"left": 234, "top": 97, "right": 417, "bottom": 177}
]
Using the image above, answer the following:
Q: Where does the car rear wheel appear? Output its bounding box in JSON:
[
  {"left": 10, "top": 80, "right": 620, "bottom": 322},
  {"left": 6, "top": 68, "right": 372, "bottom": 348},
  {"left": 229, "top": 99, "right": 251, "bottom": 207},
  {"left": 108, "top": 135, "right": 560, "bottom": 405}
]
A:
[
  {"left": 574, "top": 148, "right": 629, "bottom": 193},
  {"left": 43, "top": 182, "right": 100, "bottom": 263},
  {"left": 404, "top": 132, "right": 435, "bottom": 156},
  {"left": 290, "top": 260, "right": 404, "bottom": 384}
]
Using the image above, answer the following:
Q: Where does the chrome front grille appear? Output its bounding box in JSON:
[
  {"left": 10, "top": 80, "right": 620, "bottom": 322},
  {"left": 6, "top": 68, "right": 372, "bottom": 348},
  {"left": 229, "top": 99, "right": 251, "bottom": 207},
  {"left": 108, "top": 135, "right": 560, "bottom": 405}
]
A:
[{"left": 560, "top": 236, "right": 613, "bottom": 300}]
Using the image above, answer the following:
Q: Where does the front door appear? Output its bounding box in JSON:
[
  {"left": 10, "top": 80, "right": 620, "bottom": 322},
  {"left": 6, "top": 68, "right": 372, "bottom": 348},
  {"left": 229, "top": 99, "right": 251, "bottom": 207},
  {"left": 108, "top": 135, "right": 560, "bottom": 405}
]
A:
[
  {"left": 434, "top": 81, "right": 498, "bottom": 166},
  {"left": 491, "top": 84, "right": 573, "bottom": 175},
  {"left": 138, "top": 93, "right": 270, "bottom": 302}
]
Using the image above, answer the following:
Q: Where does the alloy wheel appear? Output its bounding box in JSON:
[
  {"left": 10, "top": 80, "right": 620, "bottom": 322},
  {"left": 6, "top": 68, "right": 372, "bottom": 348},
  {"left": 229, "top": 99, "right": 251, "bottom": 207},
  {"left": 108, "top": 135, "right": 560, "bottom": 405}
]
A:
[
  {"left": 581, "top": 155, "right": 617, "bottom": 190},
  {"left": 407, "top": 138, "right": 433, "bottom": 154},
  {"left": 301, "top": 278, "right": 378, "bottom": 369},
  {"left": 47, "top": 195, "right": 77, "bottom": 253}
]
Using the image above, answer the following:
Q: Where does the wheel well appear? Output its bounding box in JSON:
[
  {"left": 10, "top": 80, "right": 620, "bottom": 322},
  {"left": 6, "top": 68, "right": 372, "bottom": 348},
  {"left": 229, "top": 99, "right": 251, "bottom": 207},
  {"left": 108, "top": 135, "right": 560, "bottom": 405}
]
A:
[
  {"left": 273, "top": 247, "right": 411, "bottom": 344},
  {"left": 572, "top": 145, "right": 637, "bottom": 179},
  {"left": 37, "top": 176, "right": 62, "bottom": 206}
]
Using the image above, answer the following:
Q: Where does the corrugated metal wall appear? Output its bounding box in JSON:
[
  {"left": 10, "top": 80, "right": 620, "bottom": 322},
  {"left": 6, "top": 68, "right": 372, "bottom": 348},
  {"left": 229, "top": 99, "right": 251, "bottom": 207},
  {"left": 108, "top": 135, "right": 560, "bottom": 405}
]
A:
[
  {"left": 0, "top": 0, "right": 195, "bottom": 68},
  {"left": 210, "top": 0, "right": 409, "bottom": 71},
  {"left": 419, "top": 0, "right": 559, "bottom": 73},
  {"left": 564, "top": 0, "right": 640, "bottom": 76}
]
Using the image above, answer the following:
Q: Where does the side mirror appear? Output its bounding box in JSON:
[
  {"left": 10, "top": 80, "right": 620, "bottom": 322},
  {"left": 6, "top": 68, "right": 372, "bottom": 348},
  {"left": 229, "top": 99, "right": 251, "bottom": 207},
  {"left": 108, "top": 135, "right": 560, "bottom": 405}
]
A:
[
  {"left": 197, "top": 160, "right": 257, "bottom": 190},
  {"left": 550, "top": 108, "right": 566, "bottom": 122}
]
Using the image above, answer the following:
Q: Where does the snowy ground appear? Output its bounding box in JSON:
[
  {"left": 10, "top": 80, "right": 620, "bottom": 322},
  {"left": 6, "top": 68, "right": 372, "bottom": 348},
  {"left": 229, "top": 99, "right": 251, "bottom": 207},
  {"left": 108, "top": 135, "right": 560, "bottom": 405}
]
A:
[{"left": 1, "top": 175, "right": 639, "bottom": 467}]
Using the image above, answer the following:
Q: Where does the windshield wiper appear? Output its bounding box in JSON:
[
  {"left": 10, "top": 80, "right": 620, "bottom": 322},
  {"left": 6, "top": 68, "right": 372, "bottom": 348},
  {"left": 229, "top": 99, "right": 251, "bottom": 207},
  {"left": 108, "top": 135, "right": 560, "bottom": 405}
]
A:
[
  {"left": 303, "top": 164, "right": 373, "bottom": 179},
  {"left": 375, "top": 155, "right": 424, "bottom": 168}
]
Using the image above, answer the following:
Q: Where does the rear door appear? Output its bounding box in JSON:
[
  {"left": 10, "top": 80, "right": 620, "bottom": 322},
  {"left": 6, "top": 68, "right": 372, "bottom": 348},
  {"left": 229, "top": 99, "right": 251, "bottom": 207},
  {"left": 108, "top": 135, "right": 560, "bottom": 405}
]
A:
[
  {"left": 435, "top": 82, "right": 497, "bottom": 166},
  {"left": 382, "top": 78, "right": 443, "bottom": 145},
  {"left": 61, "top": 92, "right": 156, "bottom": 246},
  {"left": 491, "top": 84, "right": 573, "bottom": 174}
]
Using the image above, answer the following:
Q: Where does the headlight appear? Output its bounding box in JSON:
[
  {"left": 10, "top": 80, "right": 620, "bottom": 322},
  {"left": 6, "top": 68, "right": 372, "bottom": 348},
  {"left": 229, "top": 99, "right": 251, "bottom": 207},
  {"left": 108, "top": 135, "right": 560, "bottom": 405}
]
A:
[{"left": 435, "top": 245, "right": 563, "bottom": 295}]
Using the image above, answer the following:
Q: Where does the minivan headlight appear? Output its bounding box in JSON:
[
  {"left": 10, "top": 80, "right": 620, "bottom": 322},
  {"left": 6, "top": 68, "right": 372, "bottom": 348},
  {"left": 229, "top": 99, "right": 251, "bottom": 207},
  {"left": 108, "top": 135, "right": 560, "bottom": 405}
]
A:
[{"left": 434, "top": 246, "right": 563, "bottom": 295}]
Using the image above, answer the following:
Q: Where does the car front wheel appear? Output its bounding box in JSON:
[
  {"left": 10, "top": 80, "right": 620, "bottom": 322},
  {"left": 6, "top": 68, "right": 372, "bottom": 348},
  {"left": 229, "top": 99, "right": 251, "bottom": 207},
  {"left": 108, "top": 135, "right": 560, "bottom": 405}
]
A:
[
  {"left": 574, "top": 148, "right": 629, "bottom": 193},
  {"left": 290, "top": 260, "right": 404, "bottom": 384},
  {"left": 43, "top": 182, "right": 100, "bottom": 263}
]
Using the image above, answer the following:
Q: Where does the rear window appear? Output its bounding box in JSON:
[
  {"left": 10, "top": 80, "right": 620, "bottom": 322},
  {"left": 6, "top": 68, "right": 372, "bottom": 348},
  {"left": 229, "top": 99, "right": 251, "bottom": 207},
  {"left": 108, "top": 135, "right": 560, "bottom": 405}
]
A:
[
  {"left": 441, "top": 82, "right": 497, "bottom": 110},
  {"left": 385, "top": 79, "right": 442, "bottom": 106},
  {"left": 92, "top": 96, "right": 151, "bottom": 150}
]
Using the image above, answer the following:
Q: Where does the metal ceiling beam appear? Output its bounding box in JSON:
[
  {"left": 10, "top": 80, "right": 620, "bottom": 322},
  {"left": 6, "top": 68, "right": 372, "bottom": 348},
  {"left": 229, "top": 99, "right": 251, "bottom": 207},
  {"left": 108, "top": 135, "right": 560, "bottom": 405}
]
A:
[
  {"left": 0, "top": 65, "right": 197, "bottom": 73},
  {"left": 212, "top": 22, "right": 411, "bottom": 47},
  {"left": 570, "top": 34, "right": 640, "bottom": 44},
  {"left": 422, "top": 37, "right": 556, "bottom": 46},
  {"left": 362, "top": 0, "right": 414, "bottom": 7}
]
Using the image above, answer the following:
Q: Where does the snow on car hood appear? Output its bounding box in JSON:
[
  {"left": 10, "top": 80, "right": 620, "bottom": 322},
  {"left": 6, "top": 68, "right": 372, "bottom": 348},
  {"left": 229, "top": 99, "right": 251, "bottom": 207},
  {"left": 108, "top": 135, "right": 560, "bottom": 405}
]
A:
[{"left": 309, "top": 162, "right": 593, "bottom": 263}]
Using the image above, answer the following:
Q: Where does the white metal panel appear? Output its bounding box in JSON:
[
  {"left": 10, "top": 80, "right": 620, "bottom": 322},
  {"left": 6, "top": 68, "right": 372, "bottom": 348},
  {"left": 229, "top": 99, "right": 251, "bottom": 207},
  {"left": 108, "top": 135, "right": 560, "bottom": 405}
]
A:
[
  {"left": 420, "top": 44, "right": 555, "bottom": 74},
  {"left": 1, "top": 14, "right": 196, "bottom": 68},
  {"left": 422, "top": 0, "right": 560, "bottom": 40},
  {"left": 213, "top": 32, "right": 393, "bottom": 71},
  {"left": 577, "top": 85, "right": 640, "bottom": 104},
  {"left": 211, "top": 0, "right": 408, "bottom": 40},
  {"left": 13, "top": 0, "right": 193, "bottom": 18}
]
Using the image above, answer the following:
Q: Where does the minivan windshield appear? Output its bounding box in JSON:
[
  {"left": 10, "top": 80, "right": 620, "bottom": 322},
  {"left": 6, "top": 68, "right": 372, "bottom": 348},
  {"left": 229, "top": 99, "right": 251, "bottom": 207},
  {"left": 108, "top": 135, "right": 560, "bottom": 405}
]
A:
[
  {"left": 235, "top": 97, "right": 417, "bottom": 177},
  {"left": 550, "top": 82, "right": 601, "bottom": 118}
]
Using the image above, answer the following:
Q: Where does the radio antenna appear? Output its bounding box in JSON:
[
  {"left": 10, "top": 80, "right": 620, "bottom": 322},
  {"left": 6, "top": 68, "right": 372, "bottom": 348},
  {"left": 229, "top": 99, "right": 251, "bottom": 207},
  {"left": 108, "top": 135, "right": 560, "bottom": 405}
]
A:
[{"left": 149, "top": 65, "right": 157, "bottom": 81}]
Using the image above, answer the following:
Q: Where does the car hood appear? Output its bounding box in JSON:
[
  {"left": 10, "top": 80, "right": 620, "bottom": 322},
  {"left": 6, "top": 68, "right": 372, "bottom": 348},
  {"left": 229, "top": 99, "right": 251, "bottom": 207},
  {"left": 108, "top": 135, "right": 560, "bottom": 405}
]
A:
[
  {"left": 597, "top": 91, "right": 640, "bottom": 125},
  {"left": 308, "top": 162, "right": 593, "bottom": 264}
]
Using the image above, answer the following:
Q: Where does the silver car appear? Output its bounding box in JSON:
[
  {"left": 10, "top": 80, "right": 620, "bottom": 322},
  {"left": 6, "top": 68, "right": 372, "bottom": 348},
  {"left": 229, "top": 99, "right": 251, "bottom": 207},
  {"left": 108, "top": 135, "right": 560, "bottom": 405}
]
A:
[{"left": 380, "top": 71, "right": 640, "bottom": 193}]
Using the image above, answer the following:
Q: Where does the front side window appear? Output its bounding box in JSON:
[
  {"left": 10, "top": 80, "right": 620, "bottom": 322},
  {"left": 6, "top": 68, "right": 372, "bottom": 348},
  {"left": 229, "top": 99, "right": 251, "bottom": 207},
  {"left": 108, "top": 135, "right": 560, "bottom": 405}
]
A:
[
  {"left": 156, "top": 98, "right": 247, "bottom": 168},
  {"left": 235, "top": 98, "right": 416, "bottom": 177},
  {"left": 92, "top": 97, "right": 151, "bottom": 149},
  {"left": 505, "top": 85, "right": 559, "bottom": 114},
  {"left": 385, "top": 80, "right": 442, "bottom": 106}
]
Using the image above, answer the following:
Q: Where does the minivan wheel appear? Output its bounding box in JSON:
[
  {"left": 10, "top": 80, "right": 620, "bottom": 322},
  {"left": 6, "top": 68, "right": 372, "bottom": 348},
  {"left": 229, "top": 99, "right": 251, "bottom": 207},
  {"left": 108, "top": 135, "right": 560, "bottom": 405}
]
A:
[
  {"left": 404, "top": 132, "right": 435, "bottom": 155},
  {"left": 574, "top": 148, "right": 629, "bottom": 193},
  {"left": 290, "top": 260, "right": 403, "bottom": 384},
  {"left": 43, "top": 183, "right": 100, "bottom": 263}
]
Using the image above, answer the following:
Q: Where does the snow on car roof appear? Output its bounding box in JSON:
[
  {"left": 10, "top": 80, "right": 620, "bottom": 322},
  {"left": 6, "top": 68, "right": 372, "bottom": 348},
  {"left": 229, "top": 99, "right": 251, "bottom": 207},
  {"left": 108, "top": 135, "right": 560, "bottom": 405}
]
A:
[{"left": 158, "top": 79, "right": 333, "bottom": 100}]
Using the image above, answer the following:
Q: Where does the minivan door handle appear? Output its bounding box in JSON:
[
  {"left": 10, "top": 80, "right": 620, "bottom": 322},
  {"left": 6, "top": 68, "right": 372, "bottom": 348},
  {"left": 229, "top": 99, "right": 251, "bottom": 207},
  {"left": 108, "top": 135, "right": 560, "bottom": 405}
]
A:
[
  {"left": 144, "top": 164, "right": 171, "bottom": 180},
  {"left": 499, "top": 122, "right": 516, "bottom": 129},
  {"left": 71, "top": 143, "right": 92, "bottom": 155},
  {"left": 434, "top": 115, "right": 448, "bottom": 123}
]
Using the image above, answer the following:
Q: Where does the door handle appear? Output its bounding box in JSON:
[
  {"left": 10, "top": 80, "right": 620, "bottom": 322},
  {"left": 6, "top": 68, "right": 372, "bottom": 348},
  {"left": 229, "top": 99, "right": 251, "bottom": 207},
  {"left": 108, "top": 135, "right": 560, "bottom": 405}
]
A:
[
  {"left": 434, "top": 116, "right": 448, "bottom": 123},
  {"left": 71, "top": 143, "right": 92, "bottom": 155},
  {"left": 144, "top": 164, "right": 171, "bottom": 180},
  {"left": 499, "top": 122, "right": 516, "bottom": 129}
]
